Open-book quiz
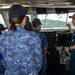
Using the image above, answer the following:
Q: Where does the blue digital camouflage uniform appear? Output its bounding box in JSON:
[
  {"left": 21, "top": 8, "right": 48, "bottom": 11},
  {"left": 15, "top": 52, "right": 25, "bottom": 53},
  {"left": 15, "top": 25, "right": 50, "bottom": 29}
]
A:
[
  {"left": 0, "top": 26, "right": 42, "bottom": 75},
  {"left": 70, "top": 31, "right": 75, "bottom": 75},
  {"left": 33, "top": 29, "right": 48, "bottom": 75}
]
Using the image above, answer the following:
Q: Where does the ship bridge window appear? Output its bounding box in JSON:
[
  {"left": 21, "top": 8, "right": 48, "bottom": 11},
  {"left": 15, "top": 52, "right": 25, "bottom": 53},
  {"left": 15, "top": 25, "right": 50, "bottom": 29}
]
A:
[
  {"left": 26, "top": 15, "right": 31, "bottom": 22},
  {"left": 0, "top": 14, "right": 7, "bottom": 28},
  {"left": 37, "top": 12, "right": 75, "bottom": 29}
]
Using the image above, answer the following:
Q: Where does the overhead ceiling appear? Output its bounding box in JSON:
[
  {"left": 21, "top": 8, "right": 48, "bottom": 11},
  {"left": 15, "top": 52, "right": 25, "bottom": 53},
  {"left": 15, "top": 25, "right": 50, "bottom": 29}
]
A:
[{"left": 0, "top": 0, "right": 75, "bottom": 9}]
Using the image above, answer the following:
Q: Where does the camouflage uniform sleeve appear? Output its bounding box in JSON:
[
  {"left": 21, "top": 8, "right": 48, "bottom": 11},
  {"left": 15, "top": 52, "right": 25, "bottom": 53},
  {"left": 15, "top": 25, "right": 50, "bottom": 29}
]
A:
[
  {"left": 42, "top": 33, "right": 48, "bottom": 48},
  {"left": 0, "top": 35, "right": 5, "bottom": 57},
  {"left": 33, "top": 33, "right": 42, "bottom": 72}
]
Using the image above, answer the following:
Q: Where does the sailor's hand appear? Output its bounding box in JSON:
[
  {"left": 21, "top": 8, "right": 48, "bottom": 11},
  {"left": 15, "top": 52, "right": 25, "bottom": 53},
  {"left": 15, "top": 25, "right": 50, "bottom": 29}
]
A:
[
  {"left": 66, "top": 24, "right": 71, "bottom": 29},
  {"left": 65, "top": 47, "right": 70, "bottom": 52}
]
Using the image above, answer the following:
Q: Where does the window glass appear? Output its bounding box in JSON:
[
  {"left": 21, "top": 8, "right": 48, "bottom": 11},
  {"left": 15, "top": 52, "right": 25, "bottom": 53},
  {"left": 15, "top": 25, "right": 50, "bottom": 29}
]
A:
[
  {"left": 26, "top": 15, "right": 31, "bottom": 22},
  {"left": 0, "top": 14, "right": 7, "bottom": 28},
  {"left": 37, "top": 12, "right": 75, "bottom": 29}
]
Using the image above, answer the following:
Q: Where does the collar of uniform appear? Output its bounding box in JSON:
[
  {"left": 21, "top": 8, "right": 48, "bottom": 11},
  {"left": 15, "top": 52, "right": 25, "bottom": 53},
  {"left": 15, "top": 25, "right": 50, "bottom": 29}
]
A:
[
  {"left": 16, "top": 26, "right": 23, "bottom": 31},
  {"left": 34, "top": 29, "right": 39, "bottom": 32}
]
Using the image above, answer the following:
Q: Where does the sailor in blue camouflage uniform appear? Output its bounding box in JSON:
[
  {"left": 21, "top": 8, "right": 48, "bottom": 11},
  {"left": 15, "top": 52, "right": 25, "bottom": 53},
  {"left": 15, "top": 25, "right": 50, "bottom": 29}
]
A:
[
  {"left": 32, "top": 18, "right": 48, "bottom": 75},
  {"left": 65, "top": 13, "right": 75, "bottom": 75},
  {"left": 0, "top": 5, "right": 42, "bottom": 75}
]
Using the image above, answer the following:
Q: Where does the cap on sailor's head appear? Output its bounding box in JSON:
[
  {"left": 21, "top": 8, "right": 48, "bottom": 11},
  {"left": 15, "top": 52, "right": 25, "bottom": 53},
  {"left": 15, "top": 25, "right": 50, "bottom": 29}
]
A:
[
  {"left": 9, "top": 4, "right": 26, "bottom": 18},
  {"left": 32, "top": 18, "right": 42, "bottom": 26},
  {"left": 69, "top": 13, "right": 75, "bottom": 20}
]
